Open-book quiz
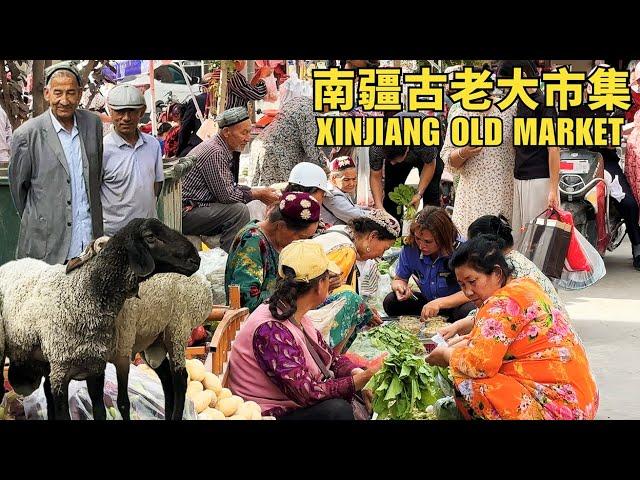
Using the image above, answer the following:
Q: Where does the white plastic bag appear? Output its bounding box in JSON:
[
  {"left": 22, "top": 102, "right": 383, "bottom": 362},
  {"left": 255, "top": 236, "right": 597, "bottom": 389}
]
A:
[
  {"left": 368, "top": 273, "right": 392, "bottom": 318},
  {"left": 355, "top": 147, "right": 372, "bottom": 207},
  {"left": 22, "top": 363, "right": 197, "bottom": 420},
  {"left": 557, "top": 228, "right": 606, "bottom": 290},
  {"left": 278, "top": 72, "right": 312, "bottom": 106},
  {"left": 196, "top": 248, "right": 228, "bottom": 305},
  {"left": 307, "top": 295, "right": 348, "bottom": 343}
]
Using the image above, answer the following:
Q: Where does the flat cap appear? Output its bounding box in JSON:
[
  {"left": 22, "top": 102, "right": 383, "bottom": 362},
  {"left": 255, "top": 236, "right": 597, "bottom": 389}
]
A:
[
  {"left": 107, "top": 85, "right": 146, "bottom": 110},
  {"left": 216, "top": 106, "right": 249, "bottom": 128}
]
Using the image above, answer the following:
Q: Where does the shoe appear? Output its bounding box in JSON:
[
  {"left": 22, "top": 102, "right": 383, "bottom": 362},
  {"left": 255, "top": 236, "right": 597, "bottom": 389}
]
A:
[{"left": 634, "top": 256, "right": 640, "bottom": 271}]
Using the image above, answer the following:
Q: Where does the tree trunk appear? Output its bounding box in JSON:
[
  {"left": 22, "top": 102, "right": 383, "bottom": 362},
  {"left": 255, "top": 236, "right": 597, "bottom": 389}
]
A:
[
  {"left": 79, "top": 60, "right": 97, "bottom": 86},
  {"left": 246, "top": 60, "right": 256, "bottom": 123},
  {"left": 32, "top": 60, "right": 46, "bottom": 116},
  {"left": 0, "top": 60, "right": 14, "bottom": 128}
]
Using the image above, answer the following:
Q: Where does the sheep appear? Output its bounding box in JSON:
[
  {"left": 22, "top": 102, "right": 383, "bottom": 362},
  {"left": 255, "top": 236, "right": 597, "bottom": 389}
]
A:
[
  {"left": 109, "top": 271, "right": 213, "bottom": 421},
  {"left": 0, "top": 218, "right": 201, "bottom": 420},
  {"left": 78, "top": 237, "right": 213, "bottom": 421}
]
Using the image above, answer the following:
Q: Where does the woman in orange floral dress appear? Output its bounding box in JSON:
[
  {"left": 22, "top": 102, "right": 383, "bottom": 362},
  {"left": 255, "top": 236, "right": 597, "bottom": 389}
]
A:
[{"left": 426, "top": 235, "right": 599, "bottom": 420}]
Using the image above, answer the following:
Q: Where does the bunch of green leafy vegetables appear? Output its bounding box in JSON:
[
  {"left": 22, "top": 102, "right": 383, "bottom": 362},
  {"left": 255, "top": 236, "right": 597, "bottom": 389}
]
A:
[
  {"left": 377, "top": 260, "right": 391, "bottom": 275},
  {"left": 366, "top": 350, "right": 451, "bottom": 419},
  {"left": 365, "top": 322, "right": 425, "bottom": 355},
  {"left": 388, "top": 184, "right": 417, "bottom": 220}
]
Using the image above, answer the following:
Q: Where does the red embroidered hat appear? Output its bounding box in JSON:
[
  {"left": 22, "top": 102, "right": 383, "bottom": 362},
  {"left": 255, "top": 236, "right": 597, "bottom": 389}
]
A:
[
  {"left": 278, "top": 192, "right": 320, "bottom": 223},
  {"left": 329, "top": 156, "right": 356, "bottom": 172}
]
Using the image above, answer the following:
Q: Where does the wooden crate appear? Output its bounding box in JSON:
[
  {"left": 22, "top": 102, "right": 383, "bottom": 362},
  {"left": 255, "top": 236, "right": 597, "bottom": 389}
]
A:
[
  {"left": 184, "top": 285, "right": 245, "bottom": 386},
  {"left": 185, "top": 307, "right": 249, "bottom": 387}
]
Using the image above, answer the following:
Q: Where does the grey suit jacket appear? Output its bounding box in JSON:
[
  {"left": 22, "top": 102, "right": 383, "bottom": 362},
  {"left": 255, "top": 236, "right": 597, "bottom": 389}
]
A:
[
  {"left": 321, "top": 184, "right": 369, "bottom": 226},
  {"left": 8, "top": 108, "right": 104, "bottom": 264}
]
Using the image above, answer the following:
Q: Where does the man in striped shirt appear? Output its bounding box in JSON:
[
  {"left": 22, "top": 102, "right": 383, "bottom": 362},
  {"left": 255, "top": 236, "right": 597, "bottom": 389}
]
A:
[
  {"left": 225, "top": 60, "right": 272, "bottom": 183},
  {"left": 181, "top": 107, "right": 280, "bottom": 252},
  {"left": 225, "top": 60, "right": 271, "bottom": 110}
]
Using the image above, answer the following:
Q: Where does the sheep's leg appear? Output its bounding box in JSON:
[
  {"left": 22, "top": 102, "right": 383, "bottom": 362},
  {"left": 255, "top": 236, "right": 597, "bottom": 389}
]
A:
[
  {"left": 86, "top": 373, "right": 106, "bottom": 420},
  {"left": 49, "top": 369, "right": 71, "bottom": 420},
  {"left": 113, "top": 356, "right": 131, "bottom": 421},
  {"left": 0, "top": 354, "right": 5, "bottom": 406},
  {"left": 165, "top": 330, "right": 188, "bottom": 421},
  {"left": 152, "top": 358, "right": 175, "bottom": 420},
  {"left": 170, "top": 365, "right": 188, "bottom": 421},
  {"left": 43, "top": 375, "right": 55, "bottom": 420}
]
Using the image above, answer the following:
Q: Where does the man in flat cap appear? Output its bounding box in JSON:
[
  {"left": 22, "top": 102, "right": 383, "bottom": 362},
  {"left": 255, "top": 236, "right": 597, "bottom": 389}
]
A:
[
  {"left": 101, "top": 84, "right": 164, "bottom": 236},
  {"left": 181, "top": 106, "right": 280, "bottom": 252},
  {"left": 9, "top": 61, "right": 105, "bottom": 264}
]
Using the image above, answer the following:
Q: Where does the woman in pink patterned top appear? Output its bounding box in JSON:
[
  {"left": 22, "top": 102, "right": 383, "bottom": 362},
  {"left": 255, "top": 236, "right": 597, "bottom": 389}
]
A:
[{"left": 228, "top": 239, "right": 385, "bottom": 419}]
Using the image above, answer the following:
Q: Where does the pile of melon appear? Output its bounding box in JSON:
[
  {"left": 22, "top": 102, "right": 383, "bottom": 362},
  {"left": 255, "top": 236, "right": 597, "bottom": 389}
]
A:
[{"left": 185, "top": 359, "right": 274, "bottom": 420}]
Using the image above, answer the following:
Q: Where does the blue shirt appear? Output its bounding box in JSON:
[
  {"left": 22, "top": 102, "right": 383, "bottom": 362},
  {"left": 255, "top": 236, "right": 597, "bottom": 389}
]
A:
[
  {"left": 102, "top": 130, "right": 164, "bottom": 236},
  {"left": 49, "top": 110, "right": 92, "bottom": 260},
  {"left": 395, "top": 245, "right": 461, "bottom": 302}
]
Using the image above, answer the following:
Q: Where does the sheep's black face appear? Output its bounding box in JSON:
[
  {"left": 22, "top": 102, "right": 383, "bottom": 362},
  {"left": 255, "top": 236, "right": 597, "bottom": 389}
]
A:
[{"left": 137, "top": 218, "right": 201, "bottom": 276}]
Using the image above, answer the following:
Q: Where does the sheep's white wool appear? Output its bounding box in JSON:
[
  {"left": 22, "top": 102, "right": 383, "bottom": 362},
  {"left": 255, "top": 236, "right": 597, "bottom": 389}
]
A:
[{"left": 112, "top": 272, "right": 212, "bottom": 365}]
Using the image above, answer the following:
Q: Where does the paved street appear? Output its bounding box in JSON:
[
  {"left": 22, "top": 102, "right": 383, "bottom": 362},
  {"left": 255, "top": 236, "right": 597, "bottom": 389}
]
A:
[
  {"left": 559, "top": 237, "right": 640, "bottom": 419},
  {"left": 406, "top": 167, "right": 639, "bottom": 419}
]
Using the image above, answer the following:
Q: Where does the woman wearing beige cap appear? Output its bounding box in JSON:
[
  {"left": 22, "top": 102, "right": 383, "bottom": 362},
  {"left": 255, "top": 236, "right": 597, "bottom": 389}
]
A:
[{"left": 228, "top": 239, "right": 385, "bottom": 420}]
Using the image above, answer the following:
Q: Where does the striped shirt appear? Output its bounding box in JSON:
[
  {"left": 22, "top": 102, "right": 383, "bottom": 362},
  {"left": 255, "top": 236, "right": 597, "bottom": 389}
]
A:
[
  {"left": 225, "top": 71, "right": 267, "bottom": 109},
  {"left": 182, "top": 133, "right": 253, "bottom": 205}
]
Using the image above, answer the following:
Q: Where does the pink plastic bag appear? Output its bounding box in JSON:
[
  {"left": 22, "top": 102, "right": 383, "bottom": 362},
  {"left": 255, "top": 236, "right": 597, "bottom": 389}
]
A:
[{"left": 263, "top": 74, "right": 278, "bottom": 102}]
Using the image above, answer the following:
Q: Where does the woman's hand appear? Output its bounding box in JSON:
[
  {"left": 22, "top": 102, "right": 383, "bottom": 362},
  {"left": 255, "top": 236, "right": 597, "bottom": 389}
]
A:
[
  {"left": 439, "top": 315, "right": 475, "bottom": 339},
  {"left": 421, "top": 299, "right": 441, "bottom": 320},
  {"left": 410, "top": 193, "right": 422, "bottom": 208},
  {"left": 392, "top": 279, "right": 412, "bottom": 302},
  {"left": 447, "top": 333, "right": 470, "bottom": 347},
  {"left": 328, "top": 274, "right": 343, "bottom": 292},
  {"left": 353, "top": 353, "right": 387, "bottom": 390},
  {"left": 461, "top": 145, "right": 483, "bottom": 160},
  {"left": 362, "top": 388, "right": 374, "bottom": 414},
  {"left": 425, "top": 345, "right": 451, "bottom": 367},
  {"left": 438, "top": 321, "right": 460, "bottom": 340},
  {"left": 368, "top": 307, "right": 383, "bottom": 326},
  {"left": 548, "top": 188, "right": 559, "bottom": 209},
  {"left": 450, "top": 335, "right": 469, "bottom": 348}
]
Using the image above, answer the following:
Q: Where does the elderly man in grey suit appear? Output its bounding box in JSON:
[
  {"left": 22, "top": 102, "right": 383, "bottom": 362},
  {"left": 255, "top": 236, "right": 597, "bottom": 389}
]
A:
[{"left": 8, "top": 62, "right": 104, "bottom": 264}]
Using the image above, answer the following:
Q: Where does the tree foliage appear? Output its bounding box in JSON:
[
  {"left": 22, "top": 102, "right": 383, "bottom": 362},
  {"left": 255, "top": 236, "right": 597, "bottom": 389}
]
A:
[{"left": 0, "top": 60, "right": 115, "bottom": 128}]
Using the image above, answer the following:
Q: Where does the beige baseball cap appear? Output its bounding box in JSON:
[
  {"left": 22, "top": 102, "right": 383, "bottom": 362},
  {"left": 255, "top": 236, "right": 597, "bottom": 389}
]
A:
[{"left": 278, "top": 240, "right": 341, "bottom": 282}]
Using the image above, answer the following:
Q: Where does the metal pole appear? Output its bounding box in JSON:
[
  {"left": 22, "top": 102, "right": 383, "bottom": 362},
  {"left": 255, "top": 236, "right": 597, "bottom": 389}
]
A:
[
  {"left": 150, "top": 60, "right": 157, "bottom": 136},
  {"left": 176, "top": 62, "right": 205, "bottom": 123}
]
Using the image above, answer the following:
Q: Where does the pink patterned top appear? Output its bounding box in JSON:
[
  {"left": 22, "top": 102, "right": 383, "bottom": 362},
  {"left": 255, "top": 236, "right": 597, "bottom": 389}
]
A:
[{"left": 228, "top": 303, "right": 363, "bottom": 417}]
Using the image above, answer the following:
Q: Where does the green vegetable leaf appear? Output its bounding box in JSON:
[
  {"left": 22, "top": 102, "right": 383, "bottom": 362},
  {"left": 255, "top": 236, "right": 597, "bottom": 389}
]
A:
[{"left": 384, "top": 376, "right": 404, "bottom": 401}]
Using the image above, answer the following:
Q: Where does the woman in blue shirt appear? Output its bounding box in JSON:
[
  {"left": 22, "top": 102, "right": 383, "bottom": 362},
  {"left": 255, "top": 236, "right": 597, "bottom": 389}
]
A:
[{"left": 383, "top": 206, "right": 475, "bottom": 321}]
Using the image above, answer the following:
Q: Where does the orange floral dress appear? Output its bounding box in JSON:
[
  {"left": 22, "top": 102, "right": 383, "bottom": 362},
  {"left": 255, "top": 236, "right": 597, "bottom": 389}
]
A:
[{"left": 450, "top": 277, "right": 599, "bottom": 420}]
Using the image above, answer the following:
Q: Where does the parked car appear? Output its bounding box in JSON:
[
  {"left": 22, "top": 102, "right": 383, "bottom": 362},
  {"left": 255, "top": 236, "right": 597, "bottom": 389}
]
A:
[{"left": 119, "top": 63, "right": 204, "bottom": 113}]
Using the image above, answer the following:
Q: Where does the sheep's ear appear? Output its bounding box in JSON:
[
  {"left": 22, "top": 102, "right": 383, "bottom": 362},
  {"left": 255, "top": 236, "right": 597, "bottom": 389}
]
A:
[
  {"left": 93, "top": 236, "right": 111, "bottom": 253},
  {"left": 65, "top": 243, "right": 97, "bottom": 274},
  {"left": 125, "top": 238, "right": 155, "bottom": 277}
]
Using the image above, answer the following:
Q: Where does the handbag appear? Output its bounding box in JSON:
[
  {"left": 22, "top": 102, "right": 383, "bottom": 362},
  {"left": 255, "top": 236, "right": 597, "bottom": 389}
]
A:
[
  {"left": 289, "top": 317, "right": 370, "bottom": 420},
  {"left": 516, "top": 208, "right": 572, "bottom": 279},
  {"left": 196, "top": 117, "right": 219, "bottom": 141}
]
